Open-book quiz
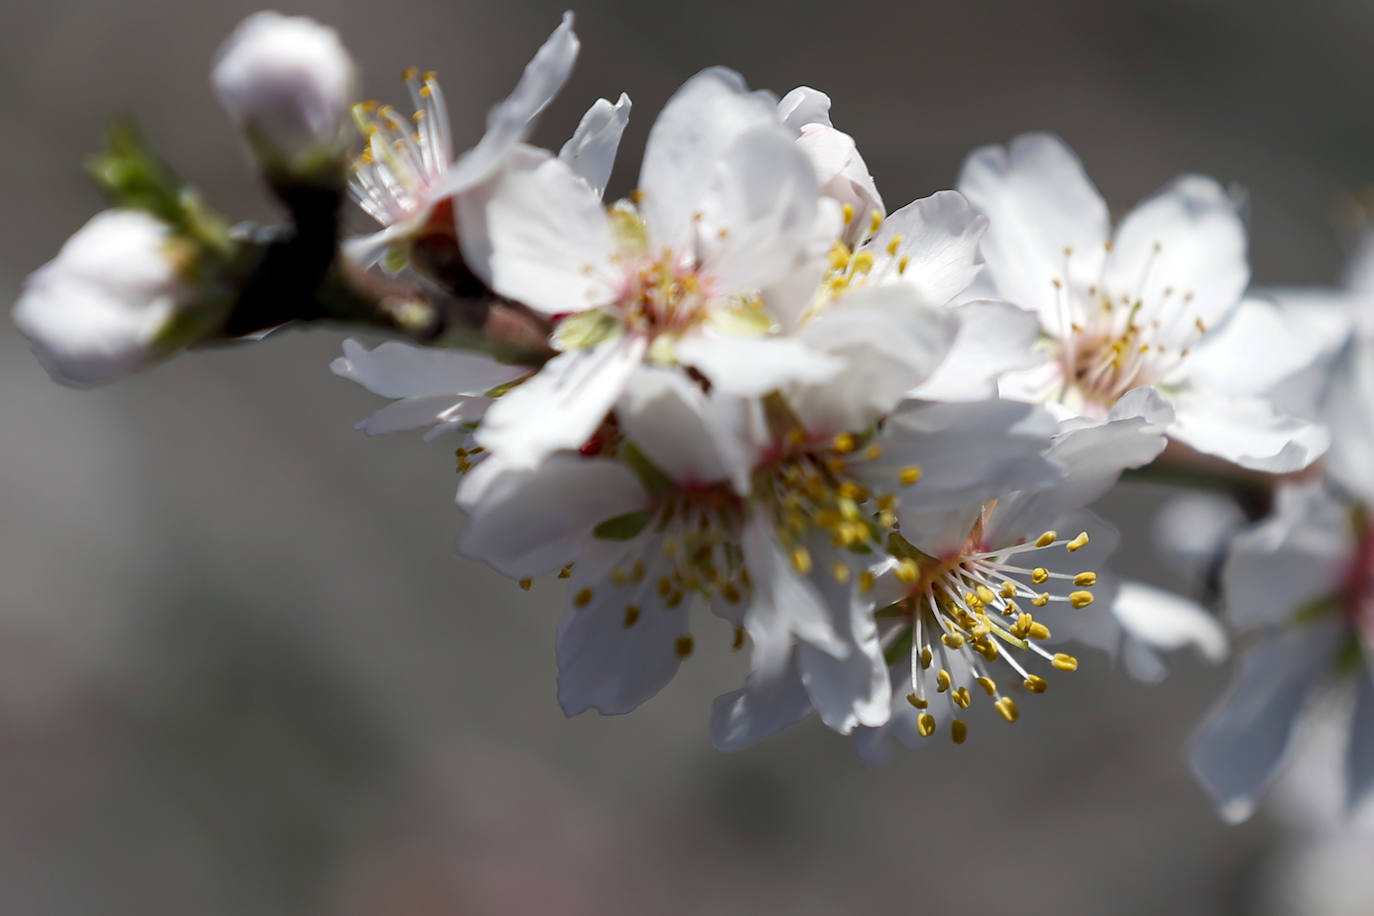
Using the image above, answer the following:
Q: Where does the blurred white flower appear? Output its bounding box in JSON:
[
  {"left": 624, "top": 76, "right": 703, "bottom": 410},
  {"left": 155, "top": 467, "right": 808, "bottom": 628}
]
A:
[
  {"left": 212, "top": 12, "right": 358, "bottom": 177},
  {"left": 13, "top": 210, "right": 204, "bottom": 387},
  {"left": 959, "top": 132, "right": 1328, "bottom": 472},
  {"left": 346, "top": 13, "right": 580, "bottom": 267},
  {"left": 777, "top": 86, "right": 883, "bottom": 246}
]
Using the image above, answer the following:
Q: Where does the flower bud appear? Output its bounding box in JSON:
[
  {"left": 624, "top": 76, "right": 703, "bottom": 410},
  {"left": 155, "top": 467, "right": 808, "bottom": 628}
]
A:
[
  {"left": 212, "top": 12, "right": 357, "bottom": 180},
  {"left": 13, "top": 210, "right": 203, "bottom": 387}
]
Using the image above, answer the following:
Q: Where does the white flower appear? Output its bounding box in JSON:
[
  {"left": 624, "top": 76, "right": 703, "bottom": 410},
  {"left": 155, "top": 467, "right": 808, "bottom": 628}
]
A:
[
  {"left": 777, "top": 86, "right": 882, "bottom": 246},
  {"left": 212, "top": 12, "right": 357, "bottom": 176},
  {"left": 1191, "top": 479, "right": 1374, "bottom": 823},
  {"left": 346, "top": 13, "right": 580, "bottom": 267},
  {"left": 958, "top": 132, "right": 1328, "bottom": 472},
  {"left": 458, "top": 67, "right": 844, "bottom": 468},
  {"left": 330, "top": 338, "right": 529, "bottom": 442},
  {"left": 557, "top": 92, "right": 632, "bottom": 199},
  {"left": 13, "top": 210, "right": 206, "bottom": 387}
]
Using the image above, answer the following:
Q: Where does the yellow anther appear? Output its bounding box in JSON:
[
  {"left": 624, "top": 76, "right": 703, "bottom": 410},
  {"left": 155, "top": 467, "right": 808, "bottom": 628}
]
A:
[
  {"left": 953, "top": 686, "right": 971, "bottom": 709},
  {"left": 518, "top": 578, "right": 533, "bottom": 591},
  {"left": 869, "top": 209, "right": 883, "bottom": 233},
  {"left": 906, "top": 692, "right": 928, "bottom": 709},
  {"left": 849, "top": 251, "right": 875, "bottom": 275},
  {"left": 791, "top": 546, "right": 813, "bottom": 575},
  {"left": 402, "top": 65, "right": 420, "bottom": 81},
  {"left": 623, "top": 605, "right": 641, "bottom": 628},
  {"left": 951, "top": 719, "right": 968, "bottom": 744},
  {"left": 832, "top": 562, "right": 851, "bottom": 584},
  {"left": 1066, "top": 532, "right": 1090, "bottom": 552},
  {"left": 995, "top": 697, "right": 1020, "bottom": 723},
  {"left": 885, "top": 234, "right": 904, "bottom": 256},
  {"left": 1035, "top": 530, "right": 1058, "bottom": 547},
  {"left": 1027, "top": 621, "right": 1051, "bottom": 641},
  {"left": 975, "top": 585, "right": 997, "bottom": 605},
  {"left": 559, "top": 563, "right": 574, "bottom": 579},
  {"left": 1000, "top": 582, "right": 1018, "bottom": 599},
  {"left": 1195, "top": 316, "right": 1208, "bottom": 334},
  {"left": 1074, "top": 572, "right": 1097, "bottom": 586},
  {"left": 1024, "top": 675, "right": 1048, "bottom": 694},
  {"left": 964, "top": 592, "right": 982, "bottom": 610},
  {"left": 629, "top": 188, "right": 645, "bottom": 204},
  {"left": 1030, "top": 567, "right": 1049, "bottom": 585},
  {"left": 919, "top": 647, "right": 933, "bottom": 669},
  {"left": 976, "top": 676, "right": 997, "bottom": 697},
  {"left": 841, "top": 203, "right": 855, "bottom": 225},
  {"left": 899, "top": 465, "right": 922, "bottom": 486},
  {"left": 864, "top": 443, "right": 883, "bottom": 461},
  {"left": 936, "top": 669, "right": 951, "bottom": 692},
  {"left": 1052, "top": 653, "right": 1079, "bottom": 672},
  {"left": 1070, "top": 590, "right": 1095, "bottom": 609},
  {"left": 833, "top": 432, "right": 856, "bottom": 453},
  {"left": 896, "top": 558, "right": 919, "bottom": 585},
  {"left": 1052, "top": 277, "right": 1063, "bottom": 289},
  {"left": 674, "top": 636, "right": 695, "bottom": 659},
  {"left": 917, "top": 713, "right": 936, "bottom": 737},
  {"left": 574, "top": 587, "right": 593, "bottom": 608},
  {"left": 657, "top": 577, "right": 673, "bottom": 597},
  {"left": 942, "top": 632, "right": 965, "bottom": 650},
  {"left": 731, "top": 627, "right": 745, "bottom": 650},
  {"left": 897, "top": 255, "right": 910, "bottom": 274},
  {"left": 858, "top": 570, "right": 875, "bottom": 594},
  {"left": 1031, "top": 593, "right": 1050, "bottom": 607},
  {"left": 975, "top": 639, "right": 999, "bottom": 662}
]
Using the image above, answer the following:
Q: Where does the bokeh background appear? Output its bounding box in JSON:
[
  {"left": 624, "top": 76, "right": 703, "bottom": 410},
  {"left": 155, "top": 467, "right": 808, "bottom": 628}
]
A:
[{"left": 3, "top": 1, "right": 1373, "bottom": 913}]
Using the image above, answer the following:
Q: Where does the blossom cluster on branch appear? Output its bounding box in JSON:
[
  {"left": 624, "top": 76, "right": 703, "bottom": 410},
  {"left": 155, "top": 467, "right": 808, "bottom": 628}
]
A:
[{"left": 13, "top": 10, "right": 1374, "bottom": 824}]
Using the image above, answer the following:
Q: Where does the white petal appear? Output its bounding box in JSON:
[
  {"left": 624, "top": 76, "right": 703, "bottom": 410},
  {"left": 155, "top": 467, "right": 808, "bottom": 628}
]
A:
[
  {"left": 1323, "top": 338, "right": 1374, "bottom": 504},
  {"left": 556, "top": 551, "right": 689, "bottom": 716},
  {"left": 1221, "top": 480, "right": 1353, "bottom": 631},
  {"left": 795, "top": 556, "right": 891, "bottom": 734},
  {"left": 1347, "top": 663, "right": 1374, "bottom": 812},
  {"left": 790, "top": 290, "right": 957, "bottom": 433},
  {"left": 739, "top": 511, "right": 845, "bottom": 661},
  {"left": 711, "top": 651, "right": 815, "bottom": 751},
  {"left": 456, "top": 145, "right": 616, "bottom": 315},
  {"left": 1102, "top": 175, "right": 1249, "bottom": 341},
  {"left": 697, "top": 125, "right": 820, "bottom": 293},
  {"left": 956, "top": 133, "right": 1110, "bottom": 332},
  {"left": 1190, "top": 621, "right": 1342, "bottom": 823},
  {"left": 330, "top": 338, "right": 527, "bottom": 398},
  {"left": 355, "top": 394, "right": 488, "bottom": 437},
  {"left": 1188, "top": 298, "right": 1344, "bottom": 400},
  {"left": 776, "top": 86, "right": 832, "bottom": 130},
  {"left": 1112, "top": 580, "right": 1228, "bottom": 663},
  {"left": 637, "top": 67, "right": 778, "bottom": 250},
  {"left": 1168, "top": 388, "right": 1329, "bottom": 473},
  {"left": 674, "top": 331, "right": 842, "bottom": 398},
  {"left": 475, "top": 336, "right": 647, "bottom": 468},
  {"left": 615, "top": 366, "right": 749, "bottom": 489},
  {"left": 794, "top": 124, "right": 883, "bottom": 241},
  {"left": 910, "top": 299, "right": 1045, "bottom": 401},
  {"left": 557, "top": 93, "right": 631, "bottom": 199},
  {"left": 456, "top": 453, "right": 646, "bottom": 578},
  {"left": 1152, "top": 492, "right": 1247, "bottom": 589},
  {"left": 869, "top": 190, "right": 987, "bottom": 307},
  {"left": 434, "top": 12, "right": 580, "bottom": 196}
]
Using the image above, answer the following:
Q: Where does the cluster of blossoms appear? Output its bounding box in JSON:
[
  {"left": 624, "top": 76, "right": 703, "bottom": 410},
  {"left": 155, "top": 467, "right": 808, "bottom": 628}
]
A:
[{"left": 12, "top": 10, "right": 1373, "bottom": 823}]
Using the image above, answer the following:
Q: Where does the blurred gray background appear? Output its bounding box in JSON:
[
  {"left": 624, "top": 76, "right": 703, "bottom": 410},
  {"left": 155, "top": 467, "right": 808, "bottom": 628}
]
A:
[{"left": 3, "top": 0, "right": 1372, "bottom": 913}]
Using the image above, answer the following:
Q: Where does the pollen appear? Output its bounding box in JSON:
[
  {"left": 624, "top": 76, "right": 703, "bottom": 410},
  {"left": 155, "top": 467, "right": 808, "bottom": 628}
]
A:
[
  {"left": 574, "top": 587, "right": 594, "bottom": 608},
  {"left": 1035, "top": 530, "right": 1058, "bottom": 547},
  {"left": 1070, "top": 590, "right": 1094, "bottom": 609},
  {"left": 518, "top": 578, "right": 533, "bottom": 591},
  {"left": 1074, "top": 572, "right": 1097, "bottom": 586},
  {"left": 674, "top": 636, "right": 695, "bottom": 659},
  {"left": 951, "top": 720, "right": 968, "bottom": 744},
  {"left": 1067, "top": 532, "right": 1090, "bottom": 552},
  {"left": 899, "top": 465, "right": 922, "bottom": 486},
  {"left": 1024, "top": 675, "right": 1048, "bottom": 694},
  {"left": 1052, "top": 653, "right": 1079, "bottom": 672},
  {"left": 1031, "top": 567, "right": 1049, "bottom": 584},
  {"left": 917, "top": 713, "right": 936, "bottom": 737},
  {"left": 995, "top": 698, "right": 1020, "bottom": 723},
  {"left": 623, "top": 605, "right": 641, "bottom": 628}
]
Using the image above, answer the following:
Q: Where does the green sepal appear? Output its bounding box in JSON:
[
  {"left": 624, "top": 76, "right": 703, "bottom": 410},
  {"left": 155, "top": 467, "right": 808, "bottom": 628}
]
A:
[
  {"left": 621, "top": 440, "right": 676, "bottom": 498},
  {"left": 554, "top": 309, "right": 622, "bottom": 352},
  {"left": 883, "top": 626, "right": 913, "bottom": 666},
  {"left": 593, "top": 509, "right": 654, "bottom": 541}
]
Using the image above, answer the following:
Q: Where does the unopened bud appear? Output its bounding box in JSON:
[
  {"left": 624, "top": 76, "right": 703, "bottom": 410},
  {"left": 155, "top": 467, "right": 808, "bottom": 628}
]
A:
[
  {"left": 212, "top": 12, "right": 357, "bottom": 181},
  {"left": 13, "top": 210, "right": 217, "bottom": 386}
]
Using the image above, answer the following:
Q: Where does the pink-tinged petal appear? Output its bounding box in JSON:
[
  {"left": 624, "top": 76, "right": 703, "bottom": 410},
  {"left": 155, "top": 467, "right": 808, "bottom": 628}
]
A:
[
  {"left": 675, "top": 331, "right": 842, "bottom": 398},
  {"left": 637, "top": 68, "right": 779, "bottom": 250},
  {"left": 457, "top": 145, "right": 616, "bottom": 315},
  {"left": 456, "top": 453, "right": 646, "bottom": 578},
  {"left": 1103, "top": 175, "right": 1249, "bottom": 343},
  {"left": 1221, "top": 480, "right": 1353, "bottom": 631},
  {"left": 910, "top": 300, "right": 1044, "bottom": 401},
  {"left": 870, "top": 191, "right": 986, "bottom": 307},
  {"left": 615, "top": 366, "right": 750, "bottom": 490},
  {"left": 697, "top": 125, "right": 820, "bottom": 293},
  {"left": 556, "top": 549, "right": 689, "bottom": 716},
  {"left": 1168, "top": 389, "right": 1328, "bottom": 473},
  {"left": 476, "top": 335, "right": 647, "bottom": 468},
  {"left": 957, "top": 133, "right": 1110, "bottom": 333},
  {"left": 434, "top": 12, "right": 580, "bottom": 196},
  {"left": 1190, "top": 621, "right": 1342, "bottom": 824},
  {"left": 795, "top": 124, "right": 883, "bottom": 240},
  {"left": 330, "top": 338, "right": 527, "bottom": 398},
  {"left": 558, "top": 93, "right": 631, "bottom": 198}
]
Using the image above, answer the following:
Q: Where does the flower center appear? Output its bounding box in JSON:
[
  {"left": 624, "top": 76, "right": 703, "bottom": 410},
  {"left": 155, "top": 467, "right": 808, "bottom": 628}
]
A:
[
  {"left": 348, "top": 68, "right": 452, "bottom": 226},
  {"left": 880, "top": 508, "right": 1095, "bottom": 743}
]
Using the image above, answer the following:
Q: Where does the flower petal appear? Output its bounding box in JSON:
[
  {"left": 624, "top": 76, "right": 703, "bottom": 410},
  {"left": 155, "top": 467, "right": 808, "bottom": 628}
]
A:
[
  {"left": 1190, "top": 621, "right": 1342, "bottom": 823},
  {"left": 1112, "top": 580, "right": 1228, "bottom": 664},
  {"left": 615, "top": 366, "right": 749, "bottom": 489},
  {"left": 1168, "top": 389, "right": 1329, "bottom": 473},
  {"left": 910, "top": 299, "right": 1045, "bottom": 402},
  {"left": 1323, "top": 338, "right": 1374, "bottom": 504},
  {"left": 870, "top": 190, "right": 986, "bottom": 307},
  {"left": 1187, "top": 298, "right": 1345, "bottom": 400},
  {"left": 475, "top": 335, "right": 647, "bottom": 468},
  {"left": 957, "top": 133, "right": 1110, "bottom": 334},
  {"left": 558, "top": 93, "right": 631, "bottom": 199},
  {"left": 711, "top": 651, "right": 815, "bottom": 751},
  {"left": 776, "top": 86, "right": 832, "bottom": 130},
  {"left": 796, "top": 554, "right": 891, "bottom": 734},
  {"left": 457, "top": 145, "right": 616, "bottom": 315},
  {"left": 456, "top": 453, "right": 647, "bottom": 578},
  {"left": 1102, "top": 175, "right": 1249, "bottom": 342},
  {"left": 637, "top": 67, "right": 779, "bottom": 250},
  {"left": 674, "top": 331, "right": 842, "bottom": 398},
  {"left": 330, "top": 338, "right": 527, "bottom": 398},
  {"left": 355, "top": 394, "right": 488, "bottom": 437}
]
